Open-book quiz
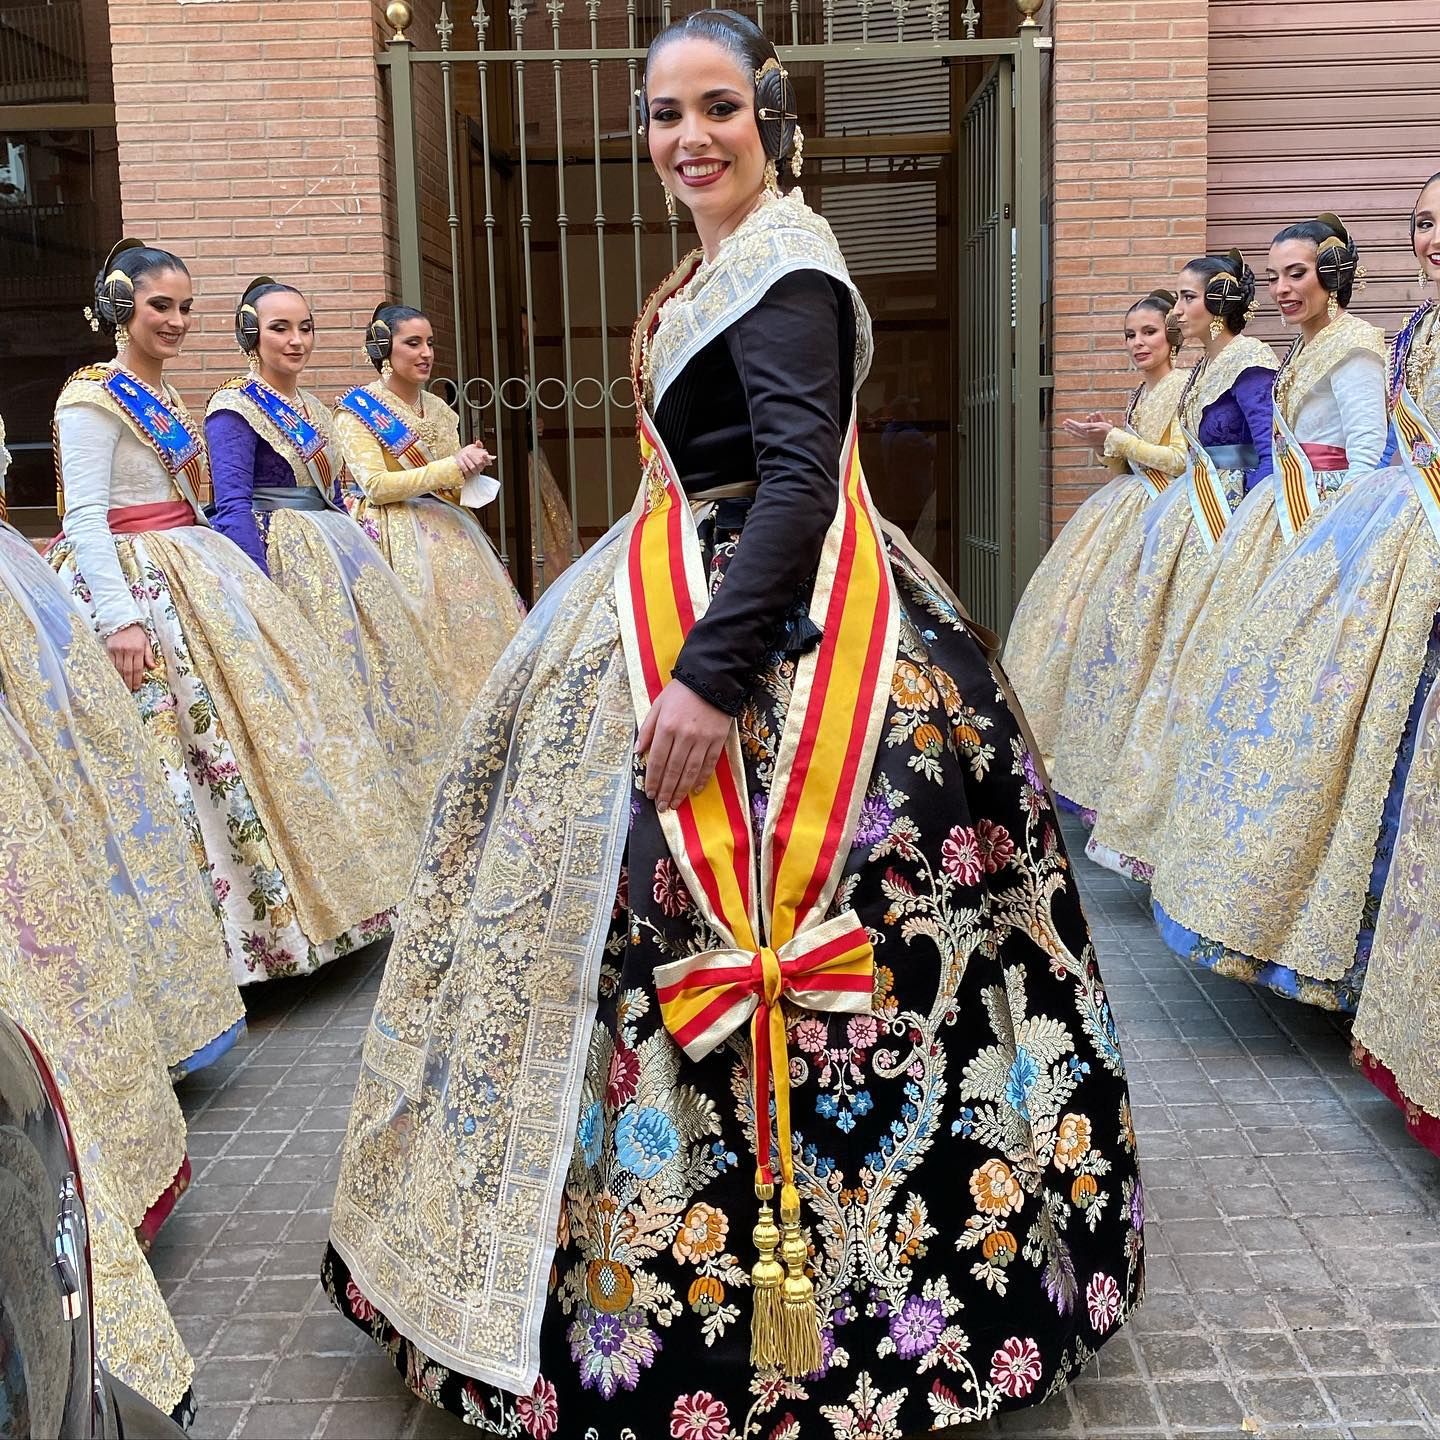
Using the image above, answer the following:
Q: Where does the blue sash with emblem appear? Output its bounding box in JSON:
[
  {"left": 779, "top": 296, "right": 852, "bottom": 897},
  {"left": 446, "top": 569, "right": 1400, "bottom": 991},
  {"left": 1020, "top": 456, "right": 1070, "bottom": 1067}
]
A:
[{"left": 336, "top": 386, "right": 433, "bottom": 466}]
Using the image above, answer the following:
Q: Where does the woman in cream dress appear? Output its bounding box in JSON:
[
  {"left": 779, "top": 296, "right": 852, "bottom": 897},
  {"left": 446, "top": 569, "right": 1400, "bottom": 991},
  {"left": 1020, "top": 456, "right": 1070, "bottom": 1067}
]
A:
[
  {"left": 1152, "top": 174, "right": 1440, "bottom": 1012},
  {"left": 334, "top": 304, "right": 523, "bottom": 719},
  {"left": 1003, "top": 289, "right": 1187, "bottom": 771},
  {"left": 0, "top": 412, "right": 196, "bottom": 1421},
  {"left": 1047, "top": 251, "right": 1278, "bottom": 820},
  {"left": 1087, "top": 217, "right": 1387, "bottom": 880},
  {"left": 207, "top": 278, "right": 449, "bottom": 815},
  {"left": 0, "top": 413, "right": 242, "bottom": 1076},
  {"left": 50, "top": 241, "right": 417, "bottom": 985}
]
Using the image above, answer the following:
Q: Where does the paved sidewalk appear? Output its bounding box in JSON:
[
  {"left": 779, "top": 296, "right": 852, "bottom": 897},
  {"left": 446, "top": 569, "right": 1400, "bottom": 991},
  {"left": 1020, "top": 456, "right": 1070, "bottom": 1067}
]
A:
[{"left": 162, "top": 817, "right": 1440, "bottom": 1440}]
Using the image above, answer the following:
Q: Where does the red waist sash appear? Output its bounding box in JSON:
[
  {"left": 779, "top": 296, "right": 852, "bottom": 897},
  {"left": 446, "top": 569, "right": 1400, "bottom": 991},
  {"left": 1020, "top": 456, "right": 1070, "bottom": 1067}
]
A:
[
  {"left": 105, "top": 500, "right": 196, "bottom": 534},
  {"left": 1299, "top": 442, "right": 1348, "bottom": 470}
]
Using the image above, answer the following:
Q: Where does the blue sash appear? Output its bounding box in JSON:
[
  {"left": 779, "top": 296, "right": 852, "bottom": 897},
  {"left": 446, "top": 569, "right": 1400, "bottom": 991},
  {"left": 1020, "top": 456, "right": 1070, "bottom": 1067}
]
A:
[
  {"left": 104, "top": 370, "right": 203, "bottom": 476},
  {"left": 336, "top": 386, "right": 431, "bottom": 465},
  {"left": 243, "top": 379, "right": 325, "bottom": 462}
]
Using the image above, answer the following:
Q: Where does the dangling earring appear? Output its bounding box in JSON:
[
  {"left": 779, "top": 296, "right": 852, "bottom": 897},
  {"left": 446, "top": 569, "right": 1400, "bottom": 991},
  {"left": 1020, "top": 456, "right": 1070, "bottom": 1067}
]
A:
[
  {"left": 663, "top": 184, "right": 676, "bottom": 220},
  {"left": 115, "top": 323, "right": 130, "bottom": 353},
  {"left": 790, "top": 125, "right": 805, "bottom": 180},
  {"left": 380, "top": 359, "right": 393, "bottom": 379},
  {"left": 1326, "top": 291, "right": 1340, "bottom": 321},
  {"left": 763, "top": 158, "right": 780, "bottom": 196},
  {"left": 1208, "top": 316, "right": 1223, "bottom": 342},
  {"left": 1170, "top": 344, "right": 1180, "bottom": 360},
  {"left": 246, "top": 351, "right": 261, "bottom": 373},
  {"left": 1420, "top": 265, "right": 1429, "bottom": 286}
]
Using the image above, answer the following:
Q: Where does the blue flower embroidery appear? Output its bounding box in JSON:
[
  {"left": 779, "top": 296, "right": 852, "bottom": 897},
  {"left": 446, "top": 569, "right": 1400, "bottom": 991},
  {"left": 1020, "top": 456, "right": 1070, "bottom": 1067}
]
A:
[
  {"left": 614, "top": 1106, "right": 679, "bottom": 1179},
  {"left": 1004, "top": 1046, "right": 1040, "bottom": 1119},
  {"left": 578, "top": 1101, "right": 604, "bottom": 1167}
]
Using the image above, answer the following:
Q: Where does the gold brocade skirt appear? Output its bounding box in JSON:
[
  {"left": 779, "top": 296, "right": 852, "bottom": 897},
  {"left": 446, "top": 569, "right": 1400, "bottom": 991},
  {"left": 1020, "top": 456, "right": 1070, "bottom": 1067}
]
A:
[
  {"left": 1047, "top": 479, "right": 1210, "bottom": 815},
  {"left": 50, "top": 524, "right": 417, "bottom": 983},
  {"left": 1002, "top": 472, "right": 1157, "bottom": 770},
  {"left": 263, "top": 509, "right": 450, "bottom": 820},
  {"left": 0, "top": 716, "right": 193, "bottom": 1413},
  {"left": 351, "top": 495, "right": 524, "bottom": 721},
  {"left": 0, "top": 524, "right": 241, "bottom": 1072},
  {"left": 1151, "top": 468, "right": 1440, "bottom": 984},
  {"left": 1088, "top": 482, "right": 1288, "bottom": 877}
]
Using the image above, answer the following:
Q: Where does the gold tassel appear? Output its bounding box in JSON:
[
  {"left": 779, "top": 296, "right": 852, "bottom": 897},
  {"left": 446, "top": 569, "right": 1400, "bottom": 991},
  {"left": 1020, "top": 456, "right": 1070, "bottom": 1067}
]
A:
[
  {"left": 750, "top": 1184, "right": 785, "bottom": 1368},
  {"left": 777, "top": 1182, "right": 822, "bottom": 1377}
]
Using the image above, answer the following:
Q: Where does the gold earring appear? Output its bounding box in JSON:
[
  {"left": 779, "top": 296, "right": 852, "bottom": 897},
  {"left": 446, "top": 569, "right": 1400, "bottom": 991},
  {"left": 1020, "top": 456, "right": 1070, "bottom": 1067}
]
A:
[
  {"left": 115, "top": 323, "right": 130, "bottom": 352},
  {"left": 1208, "top": 316, "right": 1223, "bottom": 341},
  {"left": 790, "top": 126, "right": 805, "bottom": 180},
  {"left": 380, "top": 359, "right": 393, "bottom": 379},
  {"left": 663, "top": 184, "right": 676, "bottom": 220},
  {"left": 246, "top": 351, "right": 260, "bottom": 373},
  {"left": 1421, "top": 266, "right": 1429, "bottom": 286},
  {"left": 1326, "top": 291, "right": 1340, "bottom": 321},
  {"left": 763, "top": 158, "right": 780, "bottom": 196}
]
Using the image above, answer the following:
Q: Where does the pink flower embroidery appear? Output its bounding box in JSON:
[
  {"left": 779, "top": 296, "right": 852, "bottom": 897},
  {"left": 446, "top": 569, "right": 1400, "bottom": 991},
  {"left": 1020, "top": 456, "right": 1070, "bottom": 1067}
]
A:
[
  {"left": 606, "top": 1045, "right": 640, "bottom": 1107},
  {"left": 989, "top": 1336, "right": 1042, "bottom": 1398},
  {"left": 652, "top": 858, "right": 693, "bottom": 917},
  {"left": 793, "top": 1017, "right": 829, "bottom": 1055},
  {"left": 670, "top": 1390, "right": 730, "bottom": 1440},
  {"left": 344, "top": 1279, "right": 376, "bottom": 1324},
  {"left": 846, "top": 1014, "right": 880, "bottom": 1050},
  {"left": 1086, "top": 1271, "right": 1122, "bottom": 1334},
  {"left": 940, "top": 825, "right": 983, "bottom": 886},
  {"left": 975, "top": 818, "right": 1016, "bottom": 873},
  {"left": 517, "top": 1376, "right": 559, "bottom": 1440}
]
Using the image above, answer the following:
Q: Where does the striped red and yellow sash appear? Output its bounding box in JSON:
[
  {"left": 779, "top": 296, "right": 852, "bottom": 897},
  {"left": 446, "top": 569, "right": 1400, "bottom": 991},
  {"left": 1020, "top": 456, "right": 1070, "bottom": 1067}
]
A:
[
  {"left": 1272, "top": 407, "right": 1319, "bottom": 544},
  {"left": 1130, "top": 461, "right": 1175, "bottom": 501},
  {"left": 1393, "top": 385, "right": 1440, "bottom": 544},
  {"left": 1181, "top": 423, "right": 1235, "bottom": 551},
  {"left": 616, "top": 403, "right": 898, "bottom": 1375}
]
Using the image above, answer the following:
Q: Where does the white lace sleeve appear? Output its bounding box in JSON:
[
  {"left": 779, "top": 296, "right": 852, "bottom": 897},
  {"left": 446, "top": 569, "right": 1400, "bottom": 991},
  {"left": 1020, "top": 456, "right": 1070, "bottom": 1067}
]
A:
[
  {"left": 1330, "top": 349, "right": 1389, "bottom": 480},
  {"left": 56, "top": 406, "right": 145, "bottom": 637}
]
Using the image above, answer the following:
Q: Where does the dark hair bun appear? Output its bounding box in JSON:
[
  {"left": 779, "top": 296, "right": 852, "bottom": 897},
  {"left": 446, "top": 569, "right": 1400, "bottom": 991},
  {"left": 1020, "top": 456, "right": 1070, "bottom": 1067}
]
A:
[
  {"left": 364, "top": 301, "right": 426, "bottom": 371},
  {"left": 1314, "top": 212, "right": 1360, "bottom": 300},
  {"left": 1205, "top": 250, "right": 1256, "bottom": 331},
  {"left": 235, "top": 274, "right": 279, "bottom": 353}
]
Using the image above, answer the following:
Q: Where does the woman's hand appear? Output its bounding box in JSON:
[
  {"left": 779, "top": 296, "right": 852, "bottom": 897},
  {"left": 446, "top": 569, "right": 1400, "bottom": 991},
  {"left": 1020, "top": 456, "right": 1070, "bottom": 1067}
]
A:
[
  {"left": 637, "top": 680, "right": 732, "bottom": 813},
  {"left": 455, "top": 443, "right": 493, "bottom": 478},
  {"left": 106, "top": 622, "right": 155, "bottom": 693},
  {"left": 1061, "top": 413, "right": 1113, "bottom": 454}
]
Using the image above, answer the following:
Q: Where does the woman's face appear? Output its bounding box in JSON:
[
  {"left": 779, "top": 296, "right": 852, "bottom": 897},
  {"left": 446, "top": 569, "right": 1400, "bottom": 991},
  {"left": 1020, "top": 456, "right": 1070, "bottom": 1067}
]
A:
[
  {"left": 124, "top": 267, "right": 193, "bottom": 364},
  {"left": 1413, "top": 177, "right": 1440, "bottom": 288},
  {"left": 1266, "top": 238, "right": 1327, "bottom": 328},
  {"left": 1173, "top": 269, "right": 1219, "bottom": 345},
  {"left": 1124, "top": 306, "right": 1172, "bottom": 374},
  {"left": 645, "top": 37, "right": 768, "bottom": 231},
  {"left": 387, "top": 317, "right": 435, "bottom": 387},
  {"left": 254, "top": 291, "right": 314, "bottom": 383}
]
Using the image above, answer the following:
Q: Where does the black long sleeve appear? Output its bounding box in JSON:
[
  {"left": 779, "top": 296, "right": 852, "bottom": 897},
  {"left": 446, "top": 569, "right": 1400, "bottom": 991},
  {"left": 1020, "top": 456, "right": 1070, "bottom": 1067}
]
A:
[{"left": 669, "top": 269, "right": 852, "bottom": 715}]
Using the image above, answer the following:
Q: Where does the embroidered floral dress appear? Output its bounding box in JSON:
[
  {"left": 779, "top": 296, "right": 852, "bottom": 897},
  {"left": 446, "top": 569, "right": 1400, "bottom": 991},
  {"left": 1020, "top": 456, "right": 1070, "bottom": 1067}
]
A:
[
  {"left": 1151, "top": 303, "right": 1440, "bottom": 1011},
  {"left": 206, "top": 378, "right": 450, "bottom": 819},
  {"left": 324, "top": 194, "right": 1143, "bottom": 1437},
  {"left": 1087, "top": 311, "right": 1388, "bottom": 881},
  {"left": 1046, "top": 336, "right": 1278, "bottom": 821},
  {"left": 1002, "top": 369, "right": 1187, "bottom": 773},
  {"left": 332, "top": 381, "right": 523, "bottom": 719},
  {"left": 49, "top": 362, "right": 416, "bottom": 984}
]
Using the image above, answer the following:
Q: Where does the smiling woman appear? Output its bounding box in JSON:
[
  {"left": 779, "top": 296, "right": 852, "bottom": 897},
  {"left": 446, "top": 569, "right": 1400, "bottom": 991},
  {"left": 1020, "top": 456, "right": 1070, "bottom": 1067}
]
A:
[{"left": 324, "top": 11, "right": 1145, "bottom": 1437}]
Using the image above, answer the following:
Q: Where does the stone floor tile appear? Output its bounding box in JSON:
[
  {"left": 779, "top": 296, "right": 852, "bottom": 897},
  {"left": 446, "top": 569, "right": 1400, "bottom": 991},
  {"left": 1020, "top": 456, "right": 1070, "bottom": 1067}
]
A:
[
  {"left": 263, "top": 1355, "right": 350, "bottom": 1402},
  {"left": 1069, "top": 1379, "right": 1167, "bottom": 1428},
  {"left": 1153, "top": 1379, "right": 1245, "bottom": 1427},
  {"left": 1235, "top": 1376, "right": 1336, "bottom": 1424},
  {"left": 1319, "top": 1371, "right": 1423, "bottom": 1422},
  {"left": 235, "top": 1400, "right": 332, "bottom": 1439},
  {"left": 318, "top": 1398, "right": 420, "bottom": 1439},
  {"left": 1381, "top": 1325, "right": 1440, "bottom": 1372},
  {"left": 1216, "top": 1329, "right": 1304, "bottom": 1376},
  {"left": 193, "top": 1358, "right": 274, "bottom": 1407},
  {"left": 187, "top": 1403, "right": 247, "bottom": 1440}
]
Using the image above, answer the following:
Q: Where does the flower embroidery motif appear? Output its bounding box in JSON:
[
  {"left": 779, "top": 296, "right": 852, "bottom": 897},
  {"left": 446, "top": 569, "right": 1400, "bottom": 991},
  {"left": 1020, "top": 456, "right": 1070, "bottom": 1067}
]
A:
[
  {"left": 975, "top": 818, "right": 1016, "bottom": 873},
  {"left": 614, "top": 1105, "right": 681, "bottom": 1179},
  {"left": 516, "top": 1376, "right": 559, "bottom": 1439},
  {"left": 989, "top": 1336, "right": 1043, "bottom": 1398},
  {"left": 1054, "top": 1112, "right": 1093, "bottom": 1171},
  {"left": 672, "top": 1203, "right": 728, "bottom": 1263},
  {"left": 1086, "top": 1271, "right": 1122, "bottom": 1334},
  {"left": 941, "top": 825, "right": 983, "bottom": 886},
  {"left": 652, "top": 857, "right": 694, "bottom": 916},
  {"left": 970, "top": 1159, "right": 1023, "bottom": 1216},
  {"left": 887, "top": 1295, "right": 946, "bottom": 1361},
  {"left": 670, "top": 1390, "right": 730, "bottom": 1440}
]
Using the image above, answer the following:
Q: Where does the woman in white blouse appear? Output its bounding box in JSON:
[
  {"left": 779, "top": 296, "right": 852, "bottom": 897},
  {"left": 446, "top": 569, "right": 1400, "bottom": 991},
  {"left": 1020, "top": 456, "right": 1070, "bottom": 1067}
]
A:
[
  {"left": 49, "top": 240, "right": 419, "bottom": 985},
  {"left": 1087, "top": 213, "right": 1388, "bottom": 881}
]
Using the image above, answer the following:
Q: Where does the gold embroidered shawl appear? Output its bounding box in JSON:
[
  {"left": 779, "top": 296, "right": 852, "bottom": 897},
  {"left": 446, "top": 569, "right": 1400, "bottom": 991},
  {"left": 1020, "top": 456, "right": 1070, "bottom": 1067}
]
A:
[
  {"left": 1272, "top": 310, "right": 1387, "bottom": 429},
  {"left": 1179, "top": 333, "right": 1279, "bottom": 431},
  {"left": 206, "top": 380, "right": 345, "bottom": 498}
]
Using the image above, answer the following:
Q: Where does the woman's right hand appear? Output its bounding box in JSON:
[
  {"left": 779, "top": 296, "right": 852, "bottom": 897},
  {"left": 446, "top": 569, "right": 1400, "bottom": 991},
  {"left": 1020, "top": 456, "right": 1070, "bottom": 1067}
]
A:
[
  {"left": 106, "top": 622, "right": 155, "bottom": 692},
  {"left": 455, "top": 443, "right": 494, "bottom": 478}
]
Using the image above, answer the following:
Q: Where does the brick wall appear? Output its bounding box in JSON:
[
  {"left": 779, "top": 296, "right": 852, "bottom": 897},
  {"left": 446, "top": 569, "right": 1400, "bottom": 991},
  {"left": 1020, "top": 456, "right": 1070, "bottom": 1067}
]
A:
[
  {"left": 108, "top": 0, "right": 397, "bottom": 406},
  {"left": 1046, "top": 0, "right": 1208, "bottom": 533}
]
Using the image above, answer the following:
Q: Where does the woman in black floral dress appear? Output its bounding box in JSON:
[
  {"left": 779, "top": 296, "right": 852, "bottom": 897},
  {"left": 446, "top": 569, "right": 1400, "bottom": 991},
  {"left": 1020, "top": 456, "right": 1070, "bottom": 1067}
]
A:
[{"left": 324, "top": 12, "right": 1143, "bottom": 1435}]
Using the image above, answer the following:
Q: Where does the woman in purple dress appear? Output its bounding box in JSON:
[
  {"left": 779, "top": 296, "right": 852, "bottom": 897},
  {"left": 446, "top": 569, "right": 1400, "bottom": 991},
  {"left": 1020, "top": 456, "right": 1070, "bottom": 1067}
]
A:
[{"left": 206, "top": 277, "right": 448, "bottom": 813}]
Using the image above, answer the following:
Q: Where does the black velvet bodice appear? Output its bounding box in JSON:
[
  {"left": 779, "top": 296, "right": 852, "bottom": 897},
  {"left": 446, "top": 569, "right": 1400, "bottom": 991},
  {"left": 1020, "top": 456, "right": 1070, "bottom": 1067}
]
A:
[{"left": 655, "top": 267, "right": 856, "bottom": 716}]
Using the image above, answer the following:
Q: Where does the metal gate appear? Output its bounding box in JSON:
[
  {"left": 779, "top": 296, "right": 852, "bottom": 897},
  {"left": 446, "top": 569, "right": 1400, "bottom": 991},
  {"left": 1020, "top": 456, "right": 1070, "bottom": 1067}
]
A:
[{"left": 378, "top": 0, "right": 1049, "bottom": 629}]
